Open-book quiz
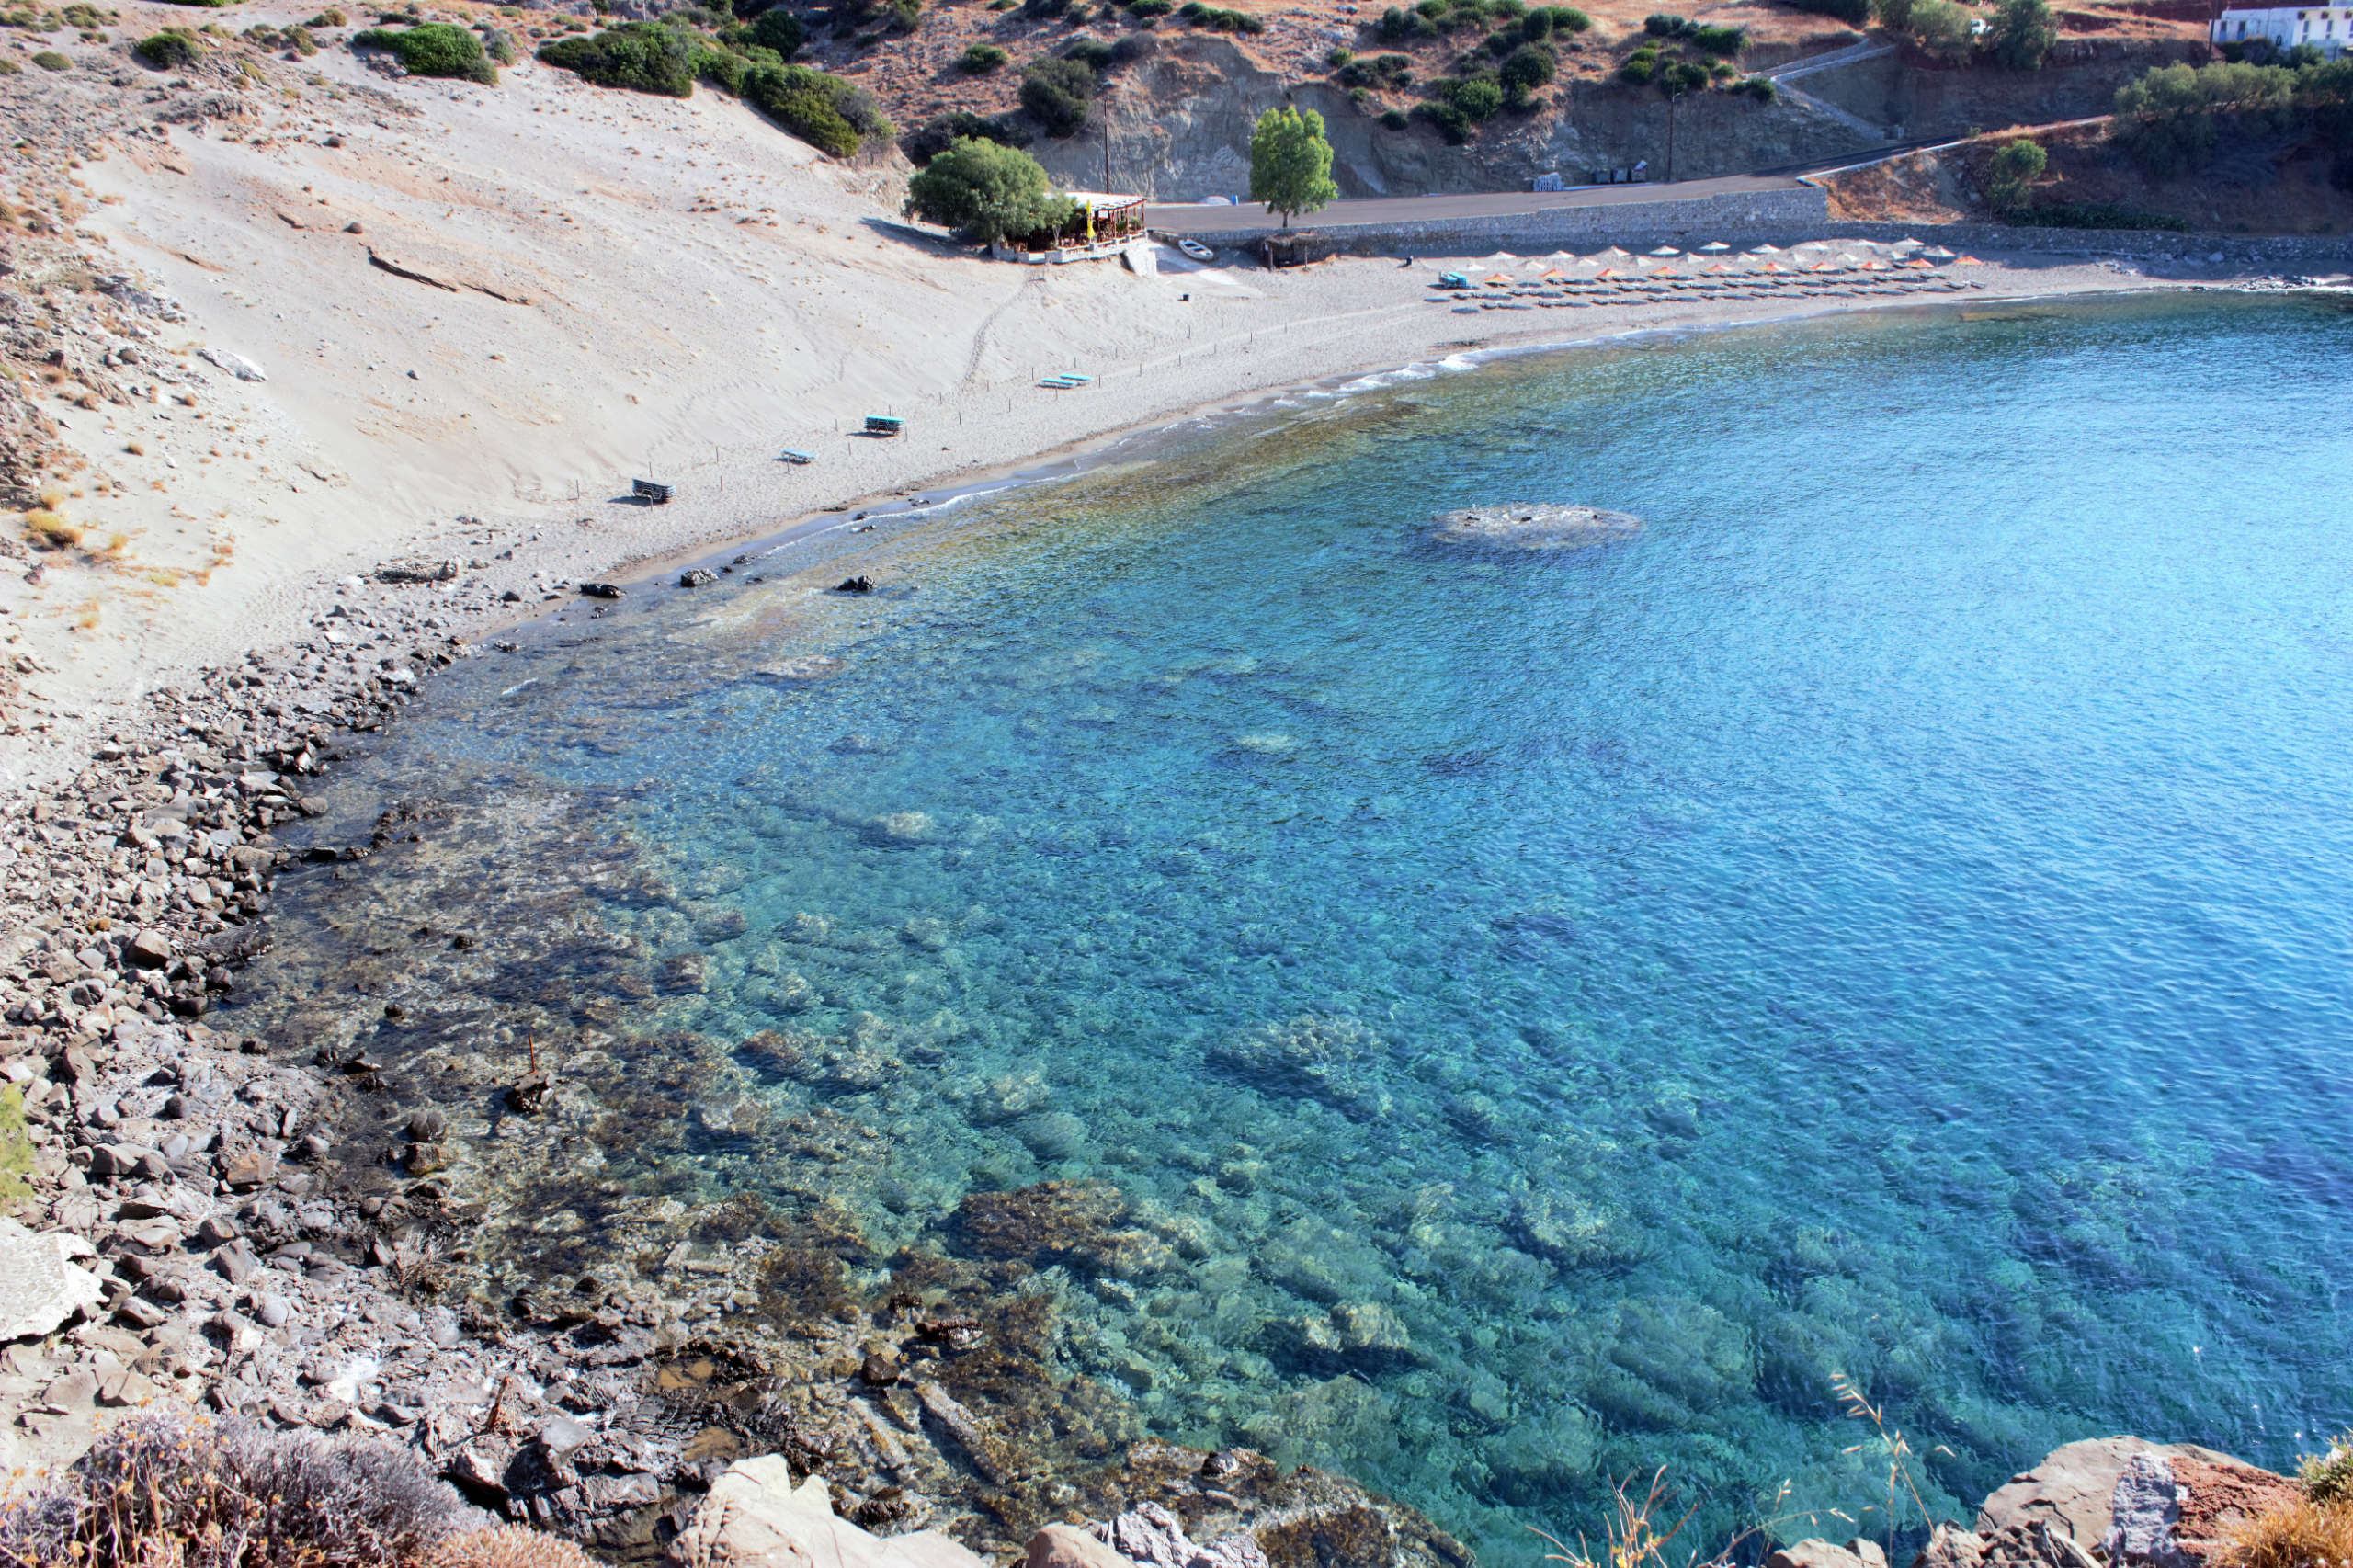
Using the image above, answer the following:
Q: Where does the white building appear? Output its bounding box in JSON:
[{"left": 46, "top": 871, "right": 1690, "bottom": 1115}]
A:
[{"left": 2211, "top": 6, "right": 2353, "bottom": 56}]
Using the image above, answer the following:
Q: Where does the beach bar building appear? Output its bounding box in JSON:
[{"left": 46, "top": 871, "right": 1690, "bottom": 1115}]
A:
[
  {"left": 2211, "top": 5, "right": 2352, "bottom": 53},
  {"left": 989, "top": 191, "right": 1147, "bottom": 264}
]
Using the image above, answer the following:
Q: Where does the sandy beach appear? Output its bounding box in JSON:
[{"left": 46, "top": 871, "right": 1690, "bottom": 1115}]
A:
[{"left": 0, "top": 3, "right": 2256, "bottom": 796}]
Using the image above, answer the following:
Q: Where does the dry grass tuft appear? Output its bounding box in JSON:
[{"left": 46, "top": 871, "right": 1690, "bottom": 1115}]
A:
[
  {"left": 2219, "top": 1497, "right": 2353, "bottom": 1568},
  {"left": 427, "top": 1524, "right": 602, "bottom": 1568},
  {"left": 24, "top": 508, "right": 80, "bottom": 549},
  {"left": 0, "top": 1411, "right": 488, "bottom": 1567}
]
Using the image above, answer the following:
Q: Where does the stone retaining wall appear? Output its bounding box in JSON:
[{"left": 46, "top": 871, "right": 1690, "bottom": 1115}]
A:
[
  {"left": 1170, "top": 186, "right": 1830, "bottom": 256},
  {"left": 1171, "top": 186, "right": 2353, "bottom": 272},
  {"left": 1821, "top": 220, "right": 2353, "bottom": 271}
]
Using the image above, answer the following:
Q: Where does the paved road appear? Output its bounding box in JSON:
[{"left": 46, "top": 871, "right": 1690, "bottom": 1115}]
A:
[{"left": 1144, "top": 173, "right": 1809, "bottom": 234}]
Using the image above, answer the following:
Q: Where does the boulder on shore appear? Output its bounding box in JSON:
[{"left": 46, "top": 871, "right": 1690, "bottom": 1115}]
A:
[
  {"left": 669, "top": 1455, "right": 989, "bottom": 1568},
  {"left": 0, "top": 1220, "right": 104, "bottom": 1341}
]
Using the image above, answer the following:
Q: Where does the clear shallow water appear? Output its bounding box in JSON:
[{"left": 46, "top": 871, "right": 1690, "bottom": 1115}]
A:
[{"left": 244, "top": 295, "right": 2353, "bottom": 1562}]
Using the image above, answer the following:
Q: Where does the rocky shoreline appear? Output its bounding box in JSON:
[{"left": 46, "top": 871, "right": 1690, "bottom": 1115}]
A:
[{"left": 0, "top": 545, "right": 1494, "bottom": 1568}]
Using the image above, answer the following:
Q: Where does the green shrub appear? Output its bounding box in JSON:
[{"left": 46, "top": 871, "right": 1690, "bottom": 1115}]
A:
[
  {"left": 1692, "top": 22, "right": 1744, "bottom": 53},
  {"left": 698, "top": 43, "right": 749, "bottom": 91},
  {"left": 1414, "top": 97, "right": 1472, "bottom": 140},
  {"left": 1127, "top": 0, "right": 1169, "bottom": 12},
  {"left": 0, "top": 55, "right": 17, "bottom": 71},
  {"left": 1618, "top": 46, "right": 1656, "bottom": 82},
  {"left": 1643, "top": 11, "right": 1688, "bottom": 34},
  {"left": 1523, "top": 4, "right": 1587, "bottom": 33},
  {"left": 1176, "top": 0, "right": 1260, "bottom": 29},
  {"left": 743, "top": 61, "right": 889, "bottom": 154},
  {"left": 1338, "top": 50, "right": 1410, "bottom": 87},
  {"left": 1986, "top": 0, "right": 2052, "bottom": 68},
  {"left": 1449, "top": 71, "right": 1502, "bottom": 116},
  {"left": 2113, "top": 60, "right": 2302, "bottom": 173},
  {"left": 904, "top": 134, "right": 1073, "bottom": 243},
  {"left": 1108, "top": 31, "right": 1155, "bottom": 62},
  {"left": 1063, "top": 35, "right": 1111, "bottom": 66},
  {"left": 354, "top": 21, "right": 495, "bottom": 81},
  {"left": 1381, "top": 105, "right": 1409, "bottom": 126},
  {"left": 1778, "top": 0, "right": 1867, "bottom": 25},
  {"left": 748, "top": 6, "right": 801, "bottom": 53},
  {"left": 1736, "top": 72, "right": 1775, "bottom": 97},
  {"left": 306, "top": 8, "right": 347, "bottom": 22},
  {"left": 1870, "top": 0, "right": 1912, "bottom": 26},
  {"left": 1497, "top": 39, "right": 1552, "bottom": 96},
  {"left": 538, "top": 21, "right": 696, "bottom": 94},
  {"left": 132, "top": 28, "right": 199, "bottom": 65},
  {"left": 30, "top": 47, "right": 67, "bottom": 66},
  {"left": 902, "top": 108, "right": 1032, "bottom": 162},
  {"left": 2300, "top": 1437, "right": 2353, "bottom": 1506},
  {"left": 1377, "top": 5, "right": 1438, "bottom": 39},
  {"left": 481, "top": 25, "right": 516, "bottom": 62},
  {"left": 961, "top": 40, "right": 1006, "bottom": 69},
  {"left": 1019, "top": 52, "right": 1093, "bottom": 134},
  {"left": 1985, "top": 134, "right": 2043, "bottom": 208},
  {"left": 1905, "top": 0, "right": 1973, "bottom": 62}
]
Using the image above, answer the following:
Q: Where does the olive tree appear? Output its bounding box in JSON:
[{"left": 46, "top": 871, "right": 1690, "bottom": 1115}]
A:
[
  {"left": 1248, "top": 105, "right": 1338, "bottom": 228},
  {"left": 904, "top": 136, "right": 1074, "bottom": 245}
]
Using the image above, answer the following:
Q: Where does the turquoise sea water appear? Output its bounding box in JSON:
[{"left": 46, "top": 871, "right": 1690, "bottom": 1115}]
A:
[{"left": 244, "top": 295, "right": 2353, "bottom": 1562}]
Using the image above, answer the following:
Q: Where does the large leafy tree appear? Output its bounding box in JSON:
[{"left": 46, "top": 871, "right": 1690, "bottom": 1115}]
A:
[
  {"left": 1988, "top": 0, "right": 2056, "bottom": 70},
  {"left": 1248, "top": 105, "right": 1339, "bottom": 229},
  {"left": 904, "top": 136, "right": 1074, "bottom": 245}
]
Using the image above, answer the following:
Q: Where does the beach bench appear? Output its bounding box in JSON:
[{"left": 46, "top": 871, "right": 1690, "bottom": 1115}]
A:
[
  {"left": 632, "top": 478, "right": 672, "bottom": 505},
  {"left": 779, "top": 449, "right": 814, "bottom": 465},
  {"left": 864, "top": 415, "right": 904, "bottom": 437},
  {"left": 1039, "top": 372, "right": 1093, "bottom": 390}
]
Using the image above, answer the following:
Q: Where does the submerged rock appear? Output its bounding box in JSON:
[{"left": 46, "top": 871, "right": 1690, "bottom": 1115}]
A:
[
  {"left": 953, "top": 1180, "right": 1168, "bottom": 1278},
  {"left": 1430, "top": 504, "right": 1640, "bottom": 551},
  {"left": 1207, "top": 1015, "right": 1389, "bottom": 1120}
]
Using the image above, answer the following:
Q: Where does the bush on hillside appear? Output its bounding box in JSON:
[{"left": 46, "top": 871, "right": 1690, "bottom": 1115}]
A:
[
  {"left": 1415, "top": 98, "right": 1472, "bottom": 139},
  {"left": 961, "top": 40, "right": 1007, "bottom": 69},
  {"left": 747, "top": 6, "right": 803, "bottom": 55},
  {"left": 743, "top": 62, "right": 890, "bottom": 154},
  {"left": 1338, "top": 50, "right": 1411, "bottom": 87},
  {"left": 537, "top": 21, "right": 697, "bottom": 95},
  {"left": 904, "top": 135, "right": 1074, "bottom": 243},
  {"left": 1176, "top": 1, "right": 1262, "bottom": 30},
  {"left": 1986, "top": 0, "right": 2053, "bottom": 69},
  {"left": 1735, "top": 72, "right": 1775, "bottom": 97},
  {"left": 353, "top": 21, "right": 496, "bottom": 81},
  {"left": 1643, "top": 11, "right": 1690, "bottom": 34},
  {"left": 1691, "top": 21, "right": 1745, "bottom": 53},
  {"left": 1497, "top": 39, "right": 1553, "bottom": 99},
  {"left": 1870, "top": 0, "right": 1912, "bottom": 27},
  {"left": 1985, "top": 134, "right": 2043, "bottom": 208},
  {"left": 132, "top": 28, "right": 199, "bottom": 65},
  {"left": 1905, "top": 0, "right": 1974, "bottom": 62},
  {"left": 901, "top": 108, "right": 1033, "bottom": 162},
  {"left": 1063, "top": 35, "right": 1113, "bottom": 66},
  {"left": 2112, "top": 59, "right": 2297, "bottom": 174},
  {"left": 307, "top": 7, "right": 347, "bottom": 22},
  {"left": 31, "top": 48, "right": 69, "bottom": 66},
  {"left": 1019, "top": 53, "right": 1094, "bottom": 134}
]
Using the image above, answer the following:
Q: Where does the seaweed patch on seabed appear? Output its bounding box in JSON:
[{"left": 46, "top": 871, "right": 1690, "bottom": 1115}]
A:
[{"left": 228, "top": 760, "right": 1474, "bottom": 1568}]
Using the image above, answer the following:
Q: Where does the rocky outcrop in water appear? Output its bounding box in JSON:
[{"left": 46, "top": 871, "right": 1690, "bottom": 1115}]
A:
[{"left": 1429, "top": 505, "right": 1641, "bottom": 551}]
